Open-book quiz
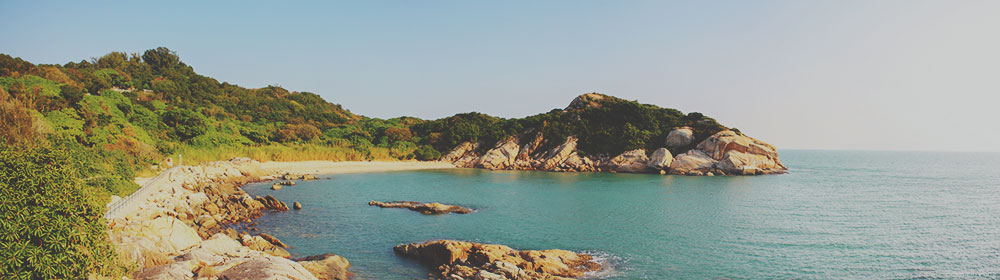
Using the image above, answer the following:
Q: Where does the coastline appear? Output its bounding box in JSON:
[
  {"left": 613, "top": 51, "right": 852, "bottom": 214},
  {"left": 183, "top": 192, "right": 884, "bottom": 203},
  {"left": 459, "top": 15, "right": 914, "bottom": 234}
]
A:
[
  {"left": 257, "top": 160, "right": 454, "bottom": 176},
  {"left": 108, "top": 159, "right": 452, "bottom": 279}
]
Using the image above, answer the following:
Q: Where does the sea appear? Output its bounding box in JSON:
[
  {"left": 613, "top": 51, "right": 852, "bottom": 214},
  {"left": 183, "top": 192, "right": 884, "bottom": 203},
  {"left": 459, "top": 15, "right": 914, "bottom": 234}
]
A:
[{"left": 242, "top": 150, "right": 1000, "bottom": 279}]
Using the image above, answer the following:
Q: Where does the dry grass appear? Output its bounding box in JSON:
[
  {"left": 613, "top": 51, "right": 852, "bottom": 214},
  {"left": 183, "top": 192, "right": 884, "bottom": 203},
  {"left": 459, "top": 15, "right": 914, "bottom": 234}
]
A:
[{"left": 169, "top": 144, "right": 399, "bottom": 165}]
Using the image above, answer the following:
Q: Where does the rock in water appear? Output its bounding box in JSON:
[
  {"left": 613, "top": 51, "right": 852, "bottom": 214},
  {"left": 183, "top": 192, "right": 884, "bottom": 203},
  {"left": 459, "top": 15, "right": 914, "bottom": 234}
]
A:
[
  {"left": 665, "top": 126, "right": 695, "bottom": 148},
  {"left": 271, "top": 183, "right": 282, "bottom": 190},
  {"left": 259, "top": 233, "right": 288, "bottom": 248},
  {"left": 368, "top": 200, "right": 474, "bottom": 215},
  {"left": 393, "top": 240, "right": 601, "bottom": 279},
  {"left": 257, "top": 195, "right": 289, "bottom": 211},
  {"left": 293, "top": 201, "right": 302, "bottom": 210},
  {"left": 694, "top": 130, "right": 787, "bottom": 175}
]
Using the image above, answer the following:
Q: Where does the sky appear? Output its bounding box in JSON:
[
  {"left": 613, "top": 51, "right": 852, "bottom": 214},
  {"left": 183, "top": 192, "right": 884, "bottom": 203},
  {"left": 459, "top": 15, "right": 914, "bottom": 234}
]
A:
[{"left": 1, "top": 0, "right": 998, "bottom": 152}]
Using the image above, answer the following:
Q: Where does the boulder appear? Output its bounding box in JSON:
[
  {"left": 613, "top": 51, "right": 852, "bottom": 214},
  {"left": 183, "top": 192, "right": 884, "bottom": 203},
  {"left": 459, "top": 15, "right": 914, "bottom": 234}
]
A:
[
  {"left": 665, "top": 126, "right": 695, "bottom": 148},
  {"left": 478, "top": 137, "right": 520, "bottom": 170},
  {"left": 607, "top": 149, "right": 651, "bottom": 173},
  {"left": 145, "top": 216, "right": 202, "bottom": 252},
  {"left": 393, "top": 240, "right": 601, "bottom": 279},
  {"left": 669, "top": 150, "right": 717, "bottom": 175},
  {"left": 647, "top": 148, "right": 673, "bottom": 170},
  {"left": 217, "top": 256, "right": 318, "bottom": 280},
  {"left": 695, "top": 130, "right": 787, "bottom": 174},
  {"left": 241, "top": 234, "right": 291, "bottom": 258},
  {"left": 297, "top": 253, "right": 351, "bottom": 280},
  {"left": 293, "top": 201, "right": 303, "bottom": 210},
  {"left": 134, "top": 260, "right": 196, "bottom": 280}
]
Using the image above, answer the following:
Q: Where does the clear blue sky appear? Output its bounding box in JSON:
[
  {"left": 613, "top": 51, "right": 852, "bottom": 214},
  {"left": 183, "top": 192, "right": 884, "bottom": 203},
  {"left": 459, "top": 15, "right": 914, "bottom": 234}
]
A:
[{"left": 1, "top": 1, "right": 998, "bottom": 151}]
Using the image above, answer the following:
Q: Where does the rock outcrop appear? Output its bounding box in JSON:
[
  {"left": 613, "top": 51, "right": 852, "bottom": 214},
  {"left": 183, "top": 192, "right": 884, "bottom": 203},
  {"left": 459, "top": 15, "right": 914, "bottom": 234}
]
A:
[
  {"left": 369, "top": 200, "right": 475, "bottom": 215},
  {"left": 394, "top": 240, "right": 601, "bottom": 279},
  {"left": 296, "top": 253, "right": 351, "bottom": 280},
  {"left": 565, "top": 92, "right": 624, "bottom": 110},
  {"left": 605, "top": 149, "right": 651, "bottom": 173},
  {"left": 668, "top": 130, "right": 787, "bottom": 175},
  {"left": 478, "top": 137, "right": 521, "bottom": 170},
  {"left": 442, "top": 128, "right": 785, "bottom": 176},
  {"left": 108, "top": 158, "right": 350, "bottom": 279},
  {"left": 668, "top": 150, "right": 717, "bottom": 175},
  {"left": 696, "top": 130, "right": 786, "bottom": 175},
  {"left": 444, "top": 141, "right": 482, "bottom": 168}
]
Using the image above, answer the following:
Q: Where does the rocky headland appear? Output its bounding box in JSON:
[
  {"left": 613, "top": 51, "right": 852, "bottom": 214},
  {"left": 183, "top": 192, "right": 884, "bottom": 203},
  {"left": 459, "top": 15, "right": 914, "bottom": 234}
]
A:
[
  {"left": 106, "top": 158, "right": 350, "bottom": 280},
  {"left": 394, "top": 240, "right": 602, "bottom": 279},
  {"left": 440, "top": 94, "right": 787, "bottom": 176},
  {"left": 369, "top": 200, "right": 475, "bottom": 215}
]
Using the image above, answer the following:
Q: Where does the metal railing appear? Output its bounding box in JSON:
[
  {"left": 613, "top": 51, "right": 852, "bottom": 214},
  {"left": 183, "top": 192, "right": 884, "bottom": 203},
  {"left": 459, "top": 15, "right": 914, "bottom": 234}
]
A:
[{"left": 104, "top": 166, "right": 180, "bottom": 220}]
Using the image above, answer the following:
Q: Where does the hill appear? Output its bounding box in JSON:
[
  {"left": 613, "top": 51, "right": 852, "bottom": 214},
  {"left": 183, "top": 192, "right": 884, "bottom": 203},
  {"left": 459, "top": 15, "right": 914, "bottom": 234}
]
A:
[{"left": 0, "top": 48, "right": 784, "bottom": 278}]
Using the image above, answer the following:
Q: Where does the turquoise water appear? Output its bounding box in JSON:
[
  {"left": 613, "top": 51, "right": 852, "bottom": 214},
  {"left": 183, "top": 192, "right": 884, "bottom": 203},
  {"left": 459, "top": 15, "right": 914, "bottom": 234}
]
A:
[{"left": 243, "top": 150, "right": 1000, "bottom": 279}]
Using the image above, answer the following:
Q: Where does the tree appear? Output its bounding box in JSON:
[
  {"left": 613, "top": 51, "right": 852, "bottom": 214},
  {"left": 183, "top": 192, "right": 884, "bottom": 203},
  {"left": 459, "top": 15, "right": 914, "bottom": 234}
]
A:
[
  {"left": 141, "top": 47, "right": 180, "bottom": 72},
  {"left": 161, "top": 108, "right": 208, "bottom": 141},
  {"left": 96, "top": 52, "right": 128, "bottom": 70},
  {"left": 384, "top": 127, "right": 412, "bottom": 143}
]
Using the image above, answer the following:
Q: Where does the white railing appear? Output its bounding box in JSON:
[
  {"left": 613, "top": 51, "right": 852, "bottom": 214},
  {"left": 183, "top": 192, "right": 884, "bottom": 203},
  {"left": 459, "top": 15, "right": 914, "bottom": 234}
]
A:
[{"left": 104, "top": 166, "right": 179, "bottom": 220}]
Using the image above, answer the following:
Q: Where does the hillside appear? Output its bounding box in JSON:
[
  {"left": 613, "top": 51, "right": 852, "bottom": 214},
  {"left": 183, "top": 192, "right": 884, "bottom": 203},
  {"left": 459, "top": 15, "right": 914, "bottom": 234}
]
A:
[{"left": 0, "top": 48, "right": 783, "bottom": 278}]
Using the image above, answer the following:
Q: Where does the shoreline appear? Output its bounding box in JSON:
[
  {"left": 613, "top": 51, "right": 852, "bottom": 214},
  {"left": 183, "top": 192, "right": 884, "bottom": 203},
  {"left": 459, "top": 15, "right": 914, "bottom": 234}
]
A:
[
  {"left": 257, "top": 160, "right": 455, "bottom": 176},
  {"left": 108, "top": 159, "right": 454, "bottom": 280}
]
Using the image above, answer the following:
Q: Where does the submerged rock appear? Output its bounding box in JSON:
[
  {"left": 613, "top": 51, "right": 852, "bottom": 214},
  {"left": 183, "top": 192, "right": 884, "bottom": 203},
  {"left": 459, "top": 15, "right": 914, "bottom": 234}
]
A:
[
  {"left": 393, "top": 240, "right": 601, "bottom": 279},
  {"left": 257, "top": 195, "right": 289, "bottom": 211},
  {"left": 368, "top": 200, "right": 474, "bottom": 215}
]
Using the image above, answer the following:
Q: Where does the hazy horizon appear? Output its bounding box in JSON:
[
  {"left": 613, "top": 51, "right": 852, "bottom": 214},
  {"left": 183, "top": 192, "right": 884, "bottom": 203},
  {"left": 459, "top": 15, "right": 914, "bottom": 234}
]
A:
[{"left": 2, "top": 1, "right": 998, "bottom": 152}]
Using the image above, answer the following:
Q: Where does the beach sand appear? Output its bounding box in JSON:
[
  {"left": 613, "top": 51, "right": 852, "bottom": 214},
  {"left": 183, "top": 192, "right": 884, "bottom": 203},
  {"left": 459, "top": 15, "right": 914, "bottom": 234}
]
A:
[{"left": 258, "top": 160, "right": 455, "bottom": 175}]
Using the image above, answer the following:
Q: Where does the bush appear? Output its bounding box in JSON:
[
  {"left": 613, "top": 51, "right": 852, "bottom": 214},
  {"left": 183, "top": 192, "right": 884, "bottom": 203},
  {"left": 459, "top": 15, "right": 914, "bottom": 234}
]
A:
[
  {"left": 161, "top": 108, "right": 208, "bottom": 141},
  {"left": 414, "top": 144, "right": 441, "bottom": 161},
  {"left": 0, "top": 145, "right": 126, "bottom": 278}
]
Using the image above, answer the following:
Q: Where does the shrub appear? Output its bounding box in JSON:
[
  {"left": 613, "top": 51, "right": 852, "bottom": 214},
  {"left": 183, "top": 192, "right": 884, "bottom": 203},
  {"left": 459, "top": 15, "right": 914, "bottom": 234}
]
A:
[
  {"left": 414, "top": 144, "right": 442, "bottom": 161},
  {"left": 0, "top": 144, "right": 126, "bottom": 278}
]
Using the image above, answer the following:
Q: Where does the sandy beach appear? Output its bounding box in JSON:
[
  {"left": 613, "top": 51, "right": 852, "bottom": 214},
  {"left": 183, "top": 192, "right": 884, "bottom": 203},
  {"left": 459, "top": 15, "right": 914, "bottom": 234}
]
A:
[{"left": 258, "top": 160, "right": 455, "bottom": 176}]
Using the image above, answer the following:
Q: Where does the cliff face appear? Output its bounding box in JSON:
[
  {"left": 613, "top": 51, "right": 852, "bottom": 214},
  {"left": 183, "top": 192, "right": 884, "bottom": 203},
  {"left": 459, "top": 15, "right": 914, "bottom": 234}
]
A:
[{"left": 440, "top": 94, "right": 787, "bottom": 176}]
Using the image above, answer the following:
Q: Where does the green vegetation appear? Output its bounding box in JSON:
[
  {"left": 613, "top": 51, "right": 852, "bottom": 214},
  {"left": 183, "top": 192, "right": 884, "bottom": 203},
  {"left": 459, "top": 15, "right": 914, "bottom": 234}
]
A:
[
  {"left": 411, "top": 99, "right": 726, "bottom": 156},
  {"left": 0, "top": 48, "right": 729, "bottom": 278},
  {"left": 0, "top": 144, "right": 129, "bottom": 279}
]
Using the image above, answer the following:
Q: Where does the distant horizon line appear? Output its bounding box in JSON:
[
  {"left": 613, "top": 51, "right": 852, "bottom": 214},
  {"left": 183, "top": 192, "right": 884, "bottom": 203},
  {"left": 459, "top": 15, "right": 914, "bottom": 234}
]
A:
[{"left": 780, "top": 148, "right": 999, "bottom": 153}]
